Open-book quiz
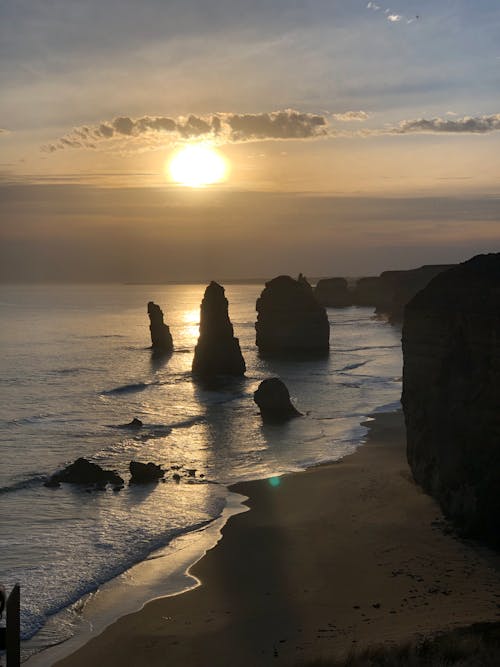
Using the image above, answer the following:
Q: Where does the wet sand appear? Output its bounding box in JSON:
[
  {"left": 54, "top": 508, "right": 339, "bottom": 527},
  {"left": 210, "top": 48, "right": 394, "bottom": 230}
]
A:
[{"left": 54, "top": 411, "right": 500, "bottom": 666}]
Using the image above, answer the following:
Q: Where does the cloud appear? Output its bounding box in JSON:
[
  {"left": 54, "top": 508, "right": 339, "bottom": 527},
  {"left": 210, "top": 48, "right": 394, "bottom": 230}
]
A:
[
  {"left": 387, "top": 14, "right": 402, "bottom": 22},
  {"left": 395, "top": 114, "right": 500, "bottom": 134},
  {"left": 226, "top": 110, "right": 327, "bottom": 140},
  {"left": 332, "top": 111, "right": 370, "bottom": 122},
  {"left": 42, "top": 109, "right": 329, "bottom": 152}
]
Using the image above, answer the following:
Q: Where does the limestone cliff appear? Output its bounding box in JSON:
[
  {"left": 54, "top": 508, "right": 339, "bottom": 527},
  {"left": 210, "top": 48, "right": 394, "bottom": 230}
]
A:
[
  {"left": 256, "top": 275, "right": 330, "bottom": 358},
  {"left": 402, "top": 253, "right": 500, "bottom": 545},
  {"left": 192, "top": 282, "right": 246, "bottom": 377}
]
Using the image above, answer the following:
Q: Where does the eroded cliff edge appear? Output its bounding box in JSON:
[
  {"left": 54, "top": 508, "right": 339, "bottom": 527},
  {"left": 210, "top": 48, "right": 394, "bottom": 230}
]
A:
[{"left": 402, "top": 253, "right": 500, "bottom": 545}]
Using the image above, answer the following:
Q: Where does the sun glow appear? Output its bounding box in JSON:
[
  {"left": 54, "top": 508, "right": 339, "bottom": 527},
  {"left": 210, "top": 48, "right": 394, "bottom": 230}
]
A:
[{"left": 167, "top": 144, "right": 228, "bottom": 187}]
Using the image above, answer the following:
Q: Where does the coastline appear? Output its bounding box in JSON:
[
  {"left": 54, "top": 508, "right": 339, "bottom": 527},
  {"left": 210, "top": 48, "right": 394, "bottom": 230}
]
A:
[
  {"left": 24, "top": 492, "right": 249, "bottom": 666},
  {"left": 48, "top": 410, "right": 500, "bottom": 666}
]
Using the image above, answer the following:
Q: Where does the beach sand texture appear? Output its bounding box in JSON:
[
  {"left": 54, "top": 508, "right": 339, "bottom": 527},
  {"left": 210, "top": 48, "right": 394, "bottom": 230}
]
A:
[{"left": 55, "top": 411, "right": 500, "bottom": 666}]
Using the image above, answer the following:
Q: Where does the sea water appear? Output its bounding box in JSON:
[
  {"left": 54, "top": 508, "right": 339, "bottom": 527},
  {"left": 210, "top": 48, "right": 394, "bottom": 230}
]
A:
[{"left": 0, "top": 283, "right": 402, "bottom": 661}]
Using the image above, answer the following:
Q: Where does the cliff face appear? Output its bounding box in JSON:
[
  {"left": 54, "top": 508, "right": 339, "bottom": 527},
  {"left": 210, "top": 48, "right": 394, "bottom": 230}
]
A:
[
  {"left": 377, "top": 265, "right": 454, "bottom": 323},
  {"left": 312, "top": 265, "right": 452, "bottom": 322},
  {"left": 402, "top": 254, "right": 500, "bottom": 545},
  {"left": 256, "top": 275, "right": 330, "bottom": 358},
  {"left": 192, "top": 281, "right": 246, "bottom": 377}
]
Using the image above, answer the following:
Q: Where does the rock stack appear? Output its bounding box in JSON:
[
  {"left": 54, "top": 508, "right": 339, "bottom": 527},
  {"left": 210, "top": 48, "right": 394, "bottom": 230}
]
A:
[
  {"left": 402, "top": 253, "right": 500, "bottom": 545},
  {"left": 256, "top": 275, "right": 330, "bottom": 358},
  {"left": 254, "top": 378, "right": 302, "bottom": 423},
  {"left": 147, "top": 301, "right": 173, "bottom": 354},
  {"left": 314, "top": 277, "right": 351, "bottom": 307},
  {"left": 192, "top": 281, "right": 246, "bottom": 377}
]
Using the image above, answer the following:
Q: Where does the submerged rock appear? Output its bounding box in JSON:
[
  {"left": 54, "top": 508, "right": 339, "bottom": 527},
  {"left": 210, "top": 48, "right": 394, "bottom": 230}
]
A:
[
  {"left": 129, "top": 460, "right": 165, "bottom": 483},
  {"left": 254, "top": 378, "right": 302, "bottom": 423},
  {"left": 45, "top": 458, "right": 124, "bottom": 487},
  {"left": 255, "top": 275, "right": 329, "bottom": 358},
  {"left": 192, "top": 281, "right": 246, "bottom": 377},
  {"left": 147, "top": 301, "right": 173, "bottom": 354},
  {"left": 122, "top": 417, "right": 143, "bottom": 429},
  {"left": 402, "top": 253, "right": 500, "bottom": 545}
]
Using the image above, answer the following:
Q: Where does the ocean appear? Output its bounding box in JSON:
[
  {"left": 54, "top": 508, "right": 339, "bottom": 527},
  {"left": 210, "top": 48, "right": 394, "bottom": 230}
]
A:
[{"left": 0, "top": 283, "right": 402, "bottom": 662}]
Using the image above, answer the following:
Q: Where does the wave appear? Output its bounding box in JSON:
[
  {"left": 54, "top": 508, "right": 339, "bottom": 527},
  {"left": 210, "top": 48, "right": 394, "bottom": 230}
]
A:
[
  {"left": 20, "top": 517, "right": 218, "bottom": 640},
  {"left": 337, "top": 360, "right": 370, "bottom": 372},
  {"left": 0, "top": 474, "right": 47, "bottom": 496},
  {"left": 101, "top": 382, "right": 152, "bottom": 395},
  {"left": 336, "top": 344, "right": 400, "bottom": 352}
]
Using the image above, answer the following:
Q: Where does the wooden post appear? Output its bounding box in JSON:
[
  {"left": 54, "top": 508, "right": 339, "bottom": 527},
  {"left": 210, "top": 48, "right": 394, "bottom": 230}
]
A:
[{"left": 6, "top": 585, "right": 20, "bottom": 667}]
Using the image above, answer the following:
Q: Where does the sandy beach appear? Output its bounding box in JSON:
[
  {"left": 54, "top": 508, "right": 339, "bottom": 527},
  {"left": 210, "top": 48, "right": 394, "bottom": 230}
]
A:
[{"left": 54, "top": 411, "right": 500, "bottom": 666}]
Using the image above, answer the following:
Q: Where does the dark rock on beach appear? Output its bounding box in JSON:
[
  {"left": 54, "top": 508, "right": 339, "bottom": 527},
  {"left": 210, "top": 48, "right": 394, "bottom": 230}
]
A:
[
  {"left": 147, "top": 301, "right": 173, "bottom": 354},
  {"left": 45, "top": 457, "right": 124, "bottom": 487},
  {"left": 256, "top": 275, "right": 330, "bottom": 358},
  {"left": 254, "top": 378, "right": 302, "bottom": 423},
  {"left": 129, "top": 460, "right": 165, "bottom": 484},
  {"left": 402, "top": 253, "right": 500, "bottom": 546},
  {"left": 192, "top": 281, "right": 246, "bottom": 377}
]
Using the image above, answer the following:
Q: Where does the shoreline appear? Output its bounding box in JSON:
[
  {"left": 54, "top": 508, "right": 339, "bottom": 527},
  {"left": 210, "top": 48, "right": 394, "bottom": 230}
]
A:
[
  {"left": 50, "top": 410, "right": 500, "bottom": 666},
  {"left": 24, "top": 492, "right": 249, "bottom": 666},
  {"left": 24, "top": 410, "right": 382, "bottom": 665}
]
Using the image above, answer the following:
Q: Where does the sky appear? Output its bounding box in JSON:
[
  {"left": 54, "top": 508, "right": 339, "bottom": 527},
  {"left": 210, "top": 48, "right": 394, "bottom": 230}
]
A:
[{"left": 1, "top": 0, "right": 499, "bottom": 282}]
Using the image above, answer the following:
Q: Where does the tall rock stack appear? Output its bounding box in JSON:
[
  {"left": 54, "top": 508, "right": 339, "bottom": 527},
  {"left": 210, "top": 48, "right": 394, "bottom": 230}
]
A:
[
  {"left": 147, "top": 301, "right": 173, "bottom": 354},
  {"left": 402, "top": 253, "right": 500, "bottom": 545},
  {"left": 256, "top": 275, "right": 330, "bottom": 358},
  {"left": 192, "top": 282, "right": 246, "bottom": 377}
]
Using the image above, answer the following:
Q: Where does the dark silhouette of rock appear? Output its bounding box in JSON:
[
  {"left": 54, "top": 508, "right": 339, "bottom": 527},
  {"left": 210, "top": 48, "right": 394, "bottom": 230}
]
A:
[
  {"left": 122, "top": 417, "right": 143, "bottom": 429},
  {"left": 402, "top": 253, "right": 500, "bottom": 546},
  {"left": 351, "top": 265, "right": 453, "bottom": 322},
  {"left": 352, "top": 276, "right": 383, "bottom": 307},
  {"left": 297, "top": 273, "right": 312, "bottom": 289},
  {"left": 147, "top": 301, "right": 173, "bottom": 354},
  {"left": 129, "top": 460, "right": 165, "bottom": 483},
  {"left": 192, "top": 282, "right": 246, "bottom": 377},
  {"left": 45, "top": 458, "right": 124, "bottom": 487},
  {"left": 255, "top": 275, "right": 329, "bottom": 358},
  {"left": 314, "top": 277, "right": 351, "bottom": 307},
  {"left": 254, "top": 378, "right": 302, "bottom": 423}
]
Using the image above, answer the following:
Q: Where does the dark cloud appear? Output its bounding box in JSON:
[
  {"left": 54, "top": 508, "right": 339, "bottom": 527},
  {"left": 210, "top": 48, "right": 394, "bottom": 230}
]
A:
[
  {"left": 396, "top": 114, "right": 500, "bottom": 134},
  {"left": 42, "top": 109, "right": 330, "bottom": 151},
  {"left": 226, "top": 110, "right": 327, "bottom": 141}
]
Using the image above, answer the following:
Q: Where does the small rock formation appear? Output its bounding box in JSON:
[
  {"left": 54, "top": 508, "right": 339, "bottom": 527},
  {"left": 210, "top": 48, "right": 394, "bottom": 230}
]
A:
[
  {"left": 314, "top": 277, "right": 351, "bottom": 307},
  {"left": 147, "top": 301, "right": 173, "bottom": 354},
  {"left": 122, "top": 417, "right": 143, "bottom": 429},
  {"left": 255, "top": 275, "right": 330, "bottom": 358},
  {"left": 129, "top": 460, "right": 165, "bottom": 484},
  {"left": 192, "top": 282, "right": 246, "bottom": 377},
  {"left": 44, "top": 458, "right": 124, "bottom": 487},
  {"left": 254, "top": 378, "right": 302, "bottom": 423},
  {"left": 402, "top": 253, "right": 500, "bottom": 545},
  {"left": 297, "top": 272, "right": 312, "bottom": 289}
]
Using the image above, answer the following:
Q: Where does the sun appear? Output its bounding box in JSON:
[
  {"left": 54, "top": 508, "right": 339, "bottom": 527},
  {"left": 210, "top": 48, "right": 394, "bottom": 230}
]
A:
[{"left": 167, "top": 144, "right": 228, "bottom": 187}]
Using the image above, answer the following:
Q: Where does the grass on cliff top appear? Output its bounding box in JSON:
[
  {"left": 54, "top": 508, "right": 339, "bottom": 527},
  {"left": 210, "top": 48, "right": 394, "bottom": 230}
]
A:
[{"left": 299, "top": 622, "right": 500, "bottom": 666}]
